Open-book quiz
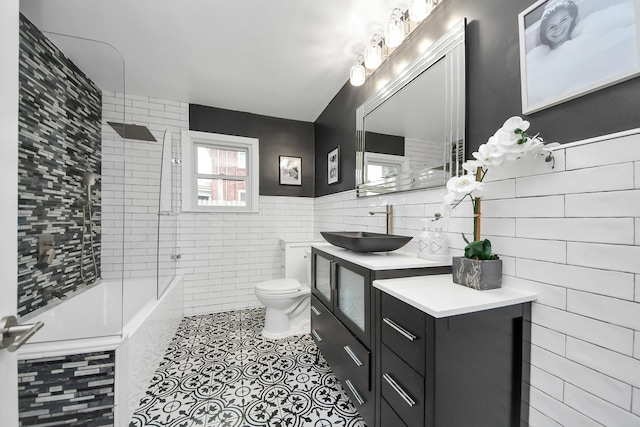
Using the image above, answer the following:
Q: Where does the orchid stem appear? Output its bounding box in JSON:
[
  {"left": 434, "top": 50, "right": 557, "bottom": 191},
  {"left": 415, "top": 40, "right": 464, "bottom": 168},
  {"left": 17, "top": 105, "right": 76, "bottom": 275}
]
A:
[{"left": 474, "top": 167, "right": 483, "bottom": 242}]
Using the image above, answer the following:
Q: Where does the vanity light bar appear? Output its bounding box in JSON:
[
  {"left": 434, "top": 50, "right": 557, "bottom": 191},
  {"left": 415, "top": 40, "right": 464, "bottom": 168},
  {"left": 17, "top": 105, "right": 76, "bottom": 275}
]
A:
[{"left": 349, "top": 0, "right": 440, "bottom": 86}]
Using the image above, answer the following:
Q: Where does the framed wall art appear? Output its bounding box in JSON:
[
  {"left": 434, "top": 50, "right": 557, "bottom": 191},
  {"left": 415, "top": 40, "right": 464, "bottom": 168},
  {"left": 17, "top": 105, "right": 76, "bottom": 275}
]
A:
[
  {"left": 279, "top": 156, "right": 302, "bottom": 186},
  {"left": 327, "top": 147, "right": 340, "bottom": 185},
  {"left": 519, "top": 0, "right": 640, "bottom": 114}
]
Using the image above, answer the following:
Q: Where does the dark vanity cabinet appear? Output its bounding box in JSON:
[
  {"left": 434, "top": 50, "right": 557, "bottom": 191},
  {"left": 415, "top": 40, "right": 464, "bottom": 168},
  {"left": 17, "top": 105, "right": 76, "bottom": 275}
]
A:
[
  {"left": 376, "top": 290, "right": 532, "bottom": 427},
  {"left": 312, "top": 249, "right": 372, "bottom": 347},
  {"left": 311, "top": 250, "right": 374, "bottom": 424},
  {"left": 310, "top": 247, "right": 450, "bottom": 427}
]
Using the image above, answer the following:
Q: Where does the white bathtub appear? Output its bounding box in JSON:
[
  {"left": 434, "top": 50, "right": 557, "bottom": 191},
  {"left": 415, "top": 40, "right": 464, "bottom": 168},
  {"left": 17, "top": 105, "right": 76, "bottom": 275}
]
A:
[{"left": 18, "top": 275, "right": 184, "bottom": 426}]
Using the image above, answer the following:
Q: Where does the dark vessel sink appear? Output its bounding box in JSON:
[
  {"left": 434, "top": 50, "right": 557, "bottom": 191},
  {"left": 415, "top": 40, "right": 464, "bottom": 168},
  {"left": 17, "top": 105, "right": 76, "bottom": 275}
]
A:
[{"left": 320, "top": 231, "right": 412, "bottom": 253}]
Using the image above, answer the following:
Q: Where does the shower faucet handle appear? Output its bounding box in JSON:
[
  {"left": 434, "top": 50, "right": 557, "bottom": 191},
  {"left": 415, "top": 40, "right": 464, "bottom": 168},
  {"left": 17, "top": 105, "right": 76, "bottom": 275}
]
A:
[
  {"left": 46, "top": 248, "right": 55, "bottom": 265},
  {"left": 38, "top": 234, "right": 55, "bottom": 265}
]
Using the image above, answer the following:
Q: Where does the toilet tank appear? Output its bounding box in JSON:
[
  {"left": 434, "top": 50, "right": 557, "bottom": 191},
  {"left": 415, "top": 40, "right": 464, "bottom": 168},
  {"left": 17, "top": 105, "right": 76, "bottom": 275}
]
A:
[{"left": 283, "top": 241, "right": 315, "bottom": 285}]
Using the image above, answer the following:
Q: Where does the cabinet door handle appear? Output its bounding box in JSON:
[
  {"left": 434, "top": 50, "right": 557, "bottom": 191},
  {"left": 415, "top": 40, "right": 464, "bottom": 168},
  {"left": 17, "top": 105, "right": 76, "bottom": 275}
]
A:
[
  {"left": 311, "top": 305, "right": 321, "bottom": 316},
  {"left": 383, "top": 317, "right": 417, "bottom": 341},
  {"left": 1, "top": 316, "right": 44, "bottom": 352},
  {"left": 343, "top": 345, "right": 363, "bottom": 367},
  {"left": 312, "top": 329, "right": 323, "bottom": 342},
  {"left": 345, "top": 379, "right": 365, "bottom": 406},
  {"left": 383, "top": 373, "right": 416, "bottom": 407},
  {"left": 330, "top": 260, "right": 337, "bottom": 290}
]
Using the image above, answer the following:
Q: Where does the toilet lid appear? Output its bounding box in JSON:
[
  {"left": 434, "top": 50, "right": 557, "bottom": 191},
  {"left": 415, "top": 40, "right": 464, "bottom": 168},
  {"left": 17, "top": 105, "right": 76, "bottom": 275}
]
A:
[{"left": 255, "top": 279, "right": 303, "bottom": 294}]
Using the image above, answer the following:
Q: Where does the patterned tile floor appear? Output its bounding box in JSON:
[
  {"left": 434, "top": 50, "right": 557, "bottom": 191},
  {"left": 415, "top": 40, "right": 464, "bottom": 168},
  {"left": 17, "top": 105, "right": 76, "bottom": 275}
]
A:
[{"left": 130, "top": 308, "right": 367, "bottom": 427}]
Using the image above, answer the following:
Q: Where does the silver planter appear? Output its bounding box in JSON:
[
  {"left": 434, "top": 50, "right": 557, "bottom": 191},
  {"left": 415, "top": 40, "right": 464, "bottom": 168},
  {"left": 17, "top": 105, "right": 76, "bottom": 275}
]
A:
[{"left": 452, "top": 257, "right": 502, "bottom": 290}]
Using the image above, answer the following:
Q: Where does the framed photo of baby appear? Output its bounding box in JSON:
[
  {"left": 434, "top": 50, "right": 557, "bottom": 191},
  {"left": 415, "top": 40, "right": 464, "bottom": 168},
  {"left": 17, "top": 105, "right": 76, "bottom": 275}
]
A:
[{"left": 518, "top": 0, "right": 640, "bottom": 114}]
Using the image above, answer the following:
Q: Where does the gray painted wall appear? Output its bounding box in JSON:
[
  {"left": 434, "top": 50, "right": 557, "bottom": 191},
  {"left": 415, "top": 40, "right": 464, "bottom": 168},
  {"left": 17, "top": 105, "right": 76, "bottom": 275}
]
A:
[{"left": 189, "top": 104, "right": 315, "bottom": 197}]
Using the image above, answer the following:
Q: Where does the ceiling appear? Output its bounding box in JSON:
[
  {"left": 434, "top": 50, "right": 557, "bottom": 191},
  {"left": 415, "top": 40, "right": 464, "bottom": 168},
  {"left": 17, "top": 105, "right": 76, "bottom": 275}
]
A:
[{"left": 19, "top": 0, "right": 407, "bottom": 122}]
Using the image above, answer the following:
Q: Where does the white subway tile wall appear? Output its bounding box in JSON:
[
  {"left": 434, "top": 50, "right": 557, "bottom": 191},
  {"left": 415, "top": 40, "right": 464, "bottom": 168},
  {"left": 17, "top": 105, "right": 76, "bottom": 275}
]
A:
[
  {"left": 528, "top": 407, "right": 563, "bottom": 427},
  {"left": 529, "top": 386, "right": 602, "bottom": 427},
  {"left": 102, "top": 93, "right": 185, "bottom": 291},
  {"left": 530, "top": 365, "right": 564, "bottom": 401},
  {"left": 177, "top": 197, "right": 315, "bottom": 315},
  {"left": 564, "top": 132, "right": 640, "bottom": 170},
  {"left": 531, "top": 346, "right": 632, "bottom": 409},
  {"left": 314, "top": 130, "right": 640, "bottom": 425},
  {"left": 531, "top": 324, "right": 566, "bottom": 356}
]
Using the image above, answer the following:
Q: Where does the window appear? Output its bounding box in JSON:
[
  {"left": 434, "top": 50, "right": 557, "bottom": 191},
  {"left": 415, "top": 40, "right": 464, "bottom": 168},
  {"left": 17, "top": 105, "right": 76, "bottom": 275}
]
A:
[
  {"left": 363, "top": 152, "right": 409, "bottom": 183},
  {"left": 181, "top": 131, "right": 259, "bottom": 212}
]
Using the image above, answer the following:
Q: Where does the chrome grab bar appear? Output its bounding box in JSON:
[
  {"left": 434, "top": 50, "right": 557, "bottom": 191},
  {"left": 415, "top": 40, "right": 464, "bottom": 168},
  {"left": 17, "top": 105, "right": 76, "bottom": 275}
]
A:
[
  {"left": 383, "top": 373, "right": 416, "bottom": 407},
  {"left": 383, "top": 317, "right": 417, "bottom": 341},
  {"left": 345, "top": 379, "right": 365, "bottom": 405},
  {"left": 1, "top": 316, "right": 44, "bottom": 352},
  {"left": 311, "top": 305, "right": 321, "bottom": 316},
  {"left": 311, "top": 329, "right": 323, "bottom": 342},
  {"left": 343, "top": 345, "right": 363, "bottom": 367}
]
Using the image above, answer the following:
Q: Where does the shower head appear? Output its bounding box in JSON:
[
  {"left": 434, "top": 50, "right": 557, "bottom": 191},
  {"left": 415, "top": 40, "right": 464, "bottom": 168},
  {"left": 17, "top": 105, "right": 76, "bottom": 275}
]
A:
[
  {"left": 83, "top": 172, "right": 96, "bottom": 188},
  {"left": 107, "top": 121, "right": 157, "bottom": 142}
]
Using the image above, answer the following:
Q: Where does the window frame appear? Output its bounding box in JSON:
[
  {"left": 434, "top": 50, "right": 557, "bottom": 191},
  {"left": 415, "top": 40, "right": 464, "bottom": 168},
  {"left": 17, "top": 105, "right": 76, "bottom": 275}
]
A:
[
  {"left": 181, "top": 130, "right": 259, "bottom": 213},
  {"left": 363, "top": 152, "right": 409, "bottom": 182}
]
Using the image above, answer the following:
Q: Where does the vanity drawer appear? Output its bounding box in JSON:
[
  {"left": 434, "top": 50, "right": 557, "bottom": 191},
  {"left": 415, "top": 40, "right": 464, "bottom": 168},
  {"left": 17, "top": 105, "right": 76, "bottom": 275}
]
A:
[
  {"left": 381, "top": 344, "right": 425, "bottom": 427},
  {"left": 310, "top": 296, "right": 339, "bottom": 363},
  {"left": 338, "top": 341, "right": 373, "bottom": 427},
  {"left": 311, "top": 297, "right": 373, "bottom": 425},
  {"left": 340, "top": 330, "right": 370, "bottom": 391},
  {"left": 311, "top": 296, "right": 370, "bottom": 391},
  {"left": 381, "top": 292, "right": 427, "bottom": 375},
  {"left": 310, "top": 296, "right": 331, "bottom": 324},
  {"left": 341, "top": 372, "right": 374, "bottom": 427},
  {"left": 381, "top": 397, "right": 408, "bottom": 427}
]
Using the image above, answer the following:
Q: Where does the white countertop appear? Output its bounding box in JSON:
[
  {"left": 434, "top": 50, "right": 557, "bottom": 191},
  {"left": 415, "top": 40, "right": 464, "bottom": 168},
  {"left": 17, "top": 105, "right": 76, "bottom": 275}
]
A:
[
  {"left": 311, "top": 242, "right": 451, "bottom": 270},
  {"left": 373, "top": 274, "right": 537, "bottom": 318}
]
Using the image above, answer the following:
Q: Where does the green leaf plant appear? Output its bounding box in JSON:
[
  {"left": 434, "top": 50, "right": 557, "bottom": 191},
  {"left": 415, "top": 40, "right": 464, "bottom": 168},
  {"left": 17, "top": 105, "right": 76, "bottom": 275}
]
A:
[{"left": 461, "top": 234, "right": 498, "bottom": 261}]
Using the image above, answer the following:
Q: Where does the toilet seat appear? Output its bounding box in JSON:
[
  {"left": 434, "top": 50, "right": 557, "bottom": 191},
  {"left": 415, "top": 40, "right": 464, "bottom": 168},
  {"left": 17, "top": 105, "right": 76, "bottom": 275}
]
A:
[{"left": 255, "top": 279, "right": 309, "bottom": 296}]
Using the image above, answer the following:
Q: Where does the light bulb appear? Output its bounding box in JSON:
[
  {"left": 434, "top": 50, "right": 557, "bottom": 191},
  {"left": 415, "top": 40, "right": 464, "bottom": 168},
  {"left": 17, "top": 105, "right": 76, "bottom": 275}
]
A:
[
  {"left": 364, "top": 34, "right": 383, "bottom": 69},
  {"left": 349, "top": 57, "right": 366, "bottom": 86},
  {"left": 384, "top": 9, "right": 405, "bottom": 48},
  {"left": 409, "top": 0, "right": 430, "bottom": 22}
]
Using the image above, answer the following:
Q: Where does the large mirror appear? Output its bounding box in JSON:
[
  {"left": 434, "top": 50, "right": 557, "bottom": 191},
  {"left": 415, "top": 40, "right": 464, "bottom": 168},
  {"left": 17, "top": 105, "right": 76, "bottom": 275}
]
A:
[{"left": 356, "top": 19, "right": 466, "bottom": 197}]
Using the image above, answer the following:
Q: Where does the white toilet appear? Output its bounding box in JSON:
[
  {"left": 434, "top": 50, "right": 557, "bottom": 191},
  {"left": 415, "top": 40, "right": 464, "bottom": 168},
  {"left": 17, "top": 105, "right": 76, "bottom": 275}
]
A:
[{"left": 254, "top": 242, "right": 312, "bottom": 339}]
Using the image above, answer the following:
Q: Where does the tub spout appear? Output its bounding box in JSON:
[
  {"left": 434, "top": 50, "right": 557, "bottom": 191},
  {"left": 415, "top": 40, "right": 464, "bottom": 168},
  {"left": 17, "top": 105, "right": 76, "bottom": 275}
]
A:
[{"left": 44, "top": 288, "right": 66, "bottom": 300}]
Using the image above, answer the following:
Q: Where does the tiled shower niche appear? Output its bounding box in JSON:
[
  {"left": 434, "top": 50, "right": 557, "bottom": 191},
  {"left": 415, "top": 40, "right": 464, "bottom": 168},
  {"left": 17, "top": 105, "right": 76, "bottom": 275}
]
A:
[{"left": 18, "top": 14, "right": 102, "bottom": 317}]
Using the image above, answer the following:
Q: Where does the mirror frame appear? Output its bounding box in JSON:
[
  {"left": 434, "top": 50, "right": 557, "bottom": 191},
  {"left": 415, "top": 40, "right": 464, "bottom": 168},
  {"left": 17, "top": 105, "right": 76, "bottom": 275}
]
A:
[{"left": 356, "top": 18, "right": 466, "bottom": 197}]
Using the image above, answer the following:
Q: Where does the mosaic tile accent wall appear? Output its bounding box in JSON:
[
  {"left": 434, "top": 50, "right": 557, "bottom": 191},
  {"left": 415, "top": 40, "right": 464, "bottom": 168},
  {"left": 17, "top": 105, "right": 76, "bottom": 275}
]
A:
[
  {"left": 18, "top": 14, "right": 102, "bottom": 317},
  {"left": 18, "top": 351, "right": 115, "bottom": 426}
]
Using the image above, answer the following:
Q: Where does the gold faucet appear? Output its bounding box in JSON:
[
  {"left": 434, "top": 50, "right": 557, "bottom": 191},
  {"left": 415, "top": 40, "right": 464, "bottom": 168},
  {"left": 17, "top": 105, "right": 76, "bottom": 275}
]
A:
[{"left": 369, "top": 204, "right": 393, "bottom": 234}]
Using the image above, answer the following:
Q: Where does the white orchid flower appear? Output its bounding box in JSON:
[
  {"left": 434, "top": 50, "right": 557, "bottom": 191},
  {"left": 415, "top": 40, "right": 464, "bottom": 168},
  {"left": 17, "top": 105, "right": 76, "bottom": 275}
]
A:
[
  {"left": 490, "top": 132, "right": 526, "bottom": 161},
  {"left": 487, "top": 116, "right": 536, "bottom": 159},
  {"left": 473, "top": 143, "right": 504, "bottom": 167},
  {"left": 523, "top": 139, "right": 560, "bottom": 163},
  {"left": 500, "top": 116, "right": 530, "bottom": 134},
  {"left": 462, "top": 160, "right": 484, "bottom": 174},
  {"left": 446, "top": 173, "right": 484, "bottom": 195},
  {"left": 441, "top": 116, "right": 554, "bottom": 245}
]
